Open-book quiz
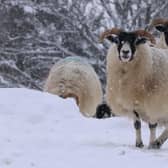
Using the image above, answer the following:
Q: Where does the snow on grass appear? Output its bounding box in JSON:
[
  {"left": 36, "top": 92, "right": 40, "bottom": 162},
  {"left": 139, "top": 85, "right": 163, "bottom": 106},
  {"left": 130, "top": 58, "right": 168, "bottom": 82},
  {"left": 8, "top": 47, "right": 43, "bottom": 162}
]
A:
[{"left": 0, "top": 88, "right": 168, "bottom": 168}]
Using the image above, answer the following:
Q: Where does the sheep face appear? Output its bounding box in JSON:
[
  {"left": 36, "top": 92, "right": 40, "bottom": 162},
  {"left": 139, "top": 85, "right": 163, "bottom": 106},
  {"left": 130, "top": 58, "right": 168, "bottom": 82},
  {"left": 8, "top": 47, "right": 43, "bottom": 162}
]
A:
[
  {"left": 155, "top": 26, "right": 168, "bottom": 46},
  {"left": 100, "top": 28, "right": 155, "bottom": 62},
  {"left": 108, "top": 32, "right": 147, "bottom": 62},
  {"left": 147, "top": 18, "right": 168, "bottom": 46},
  {"left": 155, "top": 25, "right": 168, "bottom": 32}
]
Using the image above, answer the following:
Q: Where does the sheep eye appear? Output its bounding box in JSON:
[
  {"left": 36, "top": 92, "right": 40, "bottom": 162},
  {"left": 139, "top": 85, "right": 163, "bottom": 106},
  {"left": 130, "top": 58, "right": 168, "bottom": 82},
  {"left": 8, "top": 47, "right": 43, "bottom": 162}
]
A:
[
  {"left": 107, "top": 36, "right": 117, "bottom": 44},
  {"left": 107, "top": 36, "right": 119, "bottom": 44},
  {"left": 114, "top": 37, "right": 120, "bottom": 44}
]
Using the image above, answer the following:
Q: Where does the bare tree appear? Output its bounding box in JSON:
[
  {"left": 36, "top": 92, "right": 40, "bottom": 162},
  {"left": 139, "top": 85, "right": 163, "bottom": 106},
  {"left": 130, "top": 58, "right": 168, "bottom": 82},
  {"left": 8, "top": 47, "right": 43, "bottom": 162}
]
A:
[{"left": 0, "top": 0, "right": 168, "bottom": 90}]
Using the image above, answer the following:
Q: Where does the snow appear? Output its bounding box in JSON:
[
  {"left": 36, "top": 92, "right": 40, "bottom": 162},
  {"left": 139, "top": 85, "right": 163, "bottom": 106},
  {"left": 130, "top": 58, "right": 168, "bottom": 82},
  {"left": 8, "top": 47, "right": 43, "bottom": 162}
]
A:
[
  {"left": 1, "top": 88, "right": 168, "bottom": 168},
  {"left": 23, "top": 6, "right": 36, "bottom": 14}
]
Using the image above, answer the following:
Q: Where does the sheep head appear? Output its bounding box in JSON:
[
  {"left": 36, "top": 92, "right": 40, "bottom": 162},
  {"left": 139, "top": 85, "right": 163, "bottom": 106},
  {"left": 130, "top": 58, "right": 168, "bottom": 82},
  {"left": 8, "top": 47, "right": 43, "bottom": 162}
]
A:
[
  {"left": 146, "top": 18, "right": 168, "bottom": 32},
  {"left": 100, "top": 28, "right": 155, "bottom": 62}
]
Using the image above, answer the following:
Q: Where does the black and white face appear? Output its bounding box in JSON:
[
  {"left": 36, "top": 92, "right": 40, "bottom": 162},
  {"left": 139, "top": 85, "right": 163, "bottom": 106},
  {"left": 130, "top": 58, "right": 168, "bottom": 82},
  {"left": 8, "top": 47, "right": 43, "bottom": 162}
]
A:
[
  {"left": 155, "top": 25, "right": 168, "bottom": 32},
  {"left": 107, "top": 32, "right": 147, "bottom": 62},
  {"left": 155, "top": 25, "right": 168, "bottom": 45},
  {"left": 118, "top": 32, "right": 137, "bottom": 62}
]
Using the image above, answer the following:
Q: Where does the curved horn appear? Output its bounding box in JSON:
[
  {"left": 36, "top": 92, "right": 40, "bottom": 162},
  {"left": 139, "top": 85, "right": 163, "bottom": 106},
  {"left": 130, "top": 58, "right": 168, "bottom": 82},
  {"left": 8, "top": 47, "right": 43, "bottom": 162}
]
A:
[
  {"left": 134, "top": 30, "right": 156, "bottom": 44},
  {"left": 150, "top": 18, "right": 168, "bottom": 26},
  {"left": 99, "top": 28, "right": 123, "bottom": 43}
]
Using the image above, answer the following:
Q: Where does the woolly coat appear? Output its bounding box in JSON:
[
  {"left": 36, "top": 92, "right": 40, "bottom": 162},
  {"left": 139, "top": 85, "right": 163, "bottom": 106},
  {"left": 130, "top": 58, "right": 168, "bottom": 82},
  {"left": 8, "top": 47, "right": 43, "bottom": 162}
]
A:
[
  {"left": 44, "top": 57, "right": 103, "bottom": 117},
  {"left": 106, "top": 43, "right": 168, "bottom": 125}
]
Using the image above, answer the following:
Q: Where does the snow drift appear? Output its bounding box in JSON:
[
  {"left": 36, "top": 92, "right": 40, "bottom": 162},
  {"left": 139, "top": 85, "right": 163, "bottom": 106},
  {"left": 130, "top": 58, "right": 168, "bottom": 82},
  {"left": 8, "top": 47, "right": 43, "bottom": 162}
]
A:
[{"left": 0, "top": 88, "right": 168, "bottom": 168}]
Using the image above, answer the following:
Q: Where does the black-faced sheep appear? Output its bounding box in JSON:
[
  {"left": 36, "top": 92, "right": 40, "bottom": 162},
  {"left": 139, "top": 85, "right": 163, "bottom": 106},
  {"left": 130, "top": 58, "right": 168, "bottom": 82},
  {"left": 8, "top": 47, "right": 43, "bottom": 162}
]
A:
[
  {"left": 44, "top": 56, "right": 103, "bottom": 117},
  {"left": 98, "top": 28, "right": 168, "bottom": 149},
  {"left": 147, "top": 18, "right": 168, "bottom": 49}
]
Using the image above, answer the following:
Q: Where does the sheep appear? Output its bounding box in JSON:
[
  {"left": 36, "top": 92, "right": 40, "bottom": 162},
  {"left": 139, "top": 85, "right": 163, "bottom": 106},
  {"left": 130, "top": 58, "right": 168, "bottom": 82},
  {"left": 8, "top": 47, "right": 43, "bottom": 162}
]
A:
[
  {"left": 44, "top": 56, "right": 103, "bottom": 117},
  {"left": 98, "top": 27, "right": 168, "bottom": 149},
  {"left": 146, "top": 18, "right": 168, "bottom": 49},
  {"left": 97, "top": 19, "right": 168, "bottom": 119}
]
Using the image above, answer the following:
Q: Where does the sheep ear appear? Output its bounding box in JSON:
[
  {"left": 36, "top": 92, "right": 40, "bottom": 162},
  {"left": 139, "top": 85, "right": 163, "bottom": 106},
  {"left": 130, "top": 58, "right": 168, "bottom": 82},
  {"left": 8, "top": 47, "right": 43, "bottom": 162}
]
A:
[
  {"left": 135, "top": 37, "right": 147, "bottom": 45},
  {"left": 106, "top": 36, "right": 119, "bottom": 44},
  {"left": 155, "top": 25, "right": 167, "bottom": 32}
]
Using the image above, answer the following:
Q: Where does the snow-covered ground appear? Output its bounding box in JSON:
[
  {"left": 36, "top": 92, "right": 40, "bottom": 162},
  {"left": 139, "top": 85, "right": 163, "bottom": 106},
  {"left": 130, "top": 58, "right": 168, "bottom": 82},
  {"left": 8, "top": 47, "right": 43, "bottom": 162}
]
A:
[{"left": 1, "top": 88, "right": 168, "bottom": 168}]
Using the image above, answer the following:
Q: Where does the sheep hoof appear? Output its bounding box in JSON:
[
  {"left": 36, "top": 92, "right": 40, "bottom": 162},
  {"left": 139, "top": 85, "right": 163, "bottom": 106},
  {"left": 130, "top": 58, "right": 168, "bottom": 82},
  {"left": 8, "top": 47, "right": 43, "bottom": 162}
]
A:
[
  {"left": 95, "top": 103, "right": 112, "bottom": 119},
  {"left": 136, "top": 141, "right": 144, "bottom": 148},
  {"left": 148, "top": 141, "right": 161, "bottom": 149}
]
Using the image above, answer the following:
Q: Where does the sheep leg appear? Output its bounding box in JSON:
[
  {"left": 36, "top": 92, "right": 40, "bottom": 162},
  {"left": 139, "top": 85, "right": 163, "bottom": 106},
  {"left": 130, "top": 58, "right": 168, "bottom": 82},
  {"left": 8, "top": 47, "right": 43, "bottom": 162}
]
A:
[
  {"left": 148, "top": 123, "right": 157, "bottom": 147},
  {"left": 133, "top": 111, "right": 144, "bottom": 148},
  {"left": 95, "top": 103, "right": 112, "bottom": 118},
  {"left": 149, "top": 128, "right": 168, "bottom": 149}
]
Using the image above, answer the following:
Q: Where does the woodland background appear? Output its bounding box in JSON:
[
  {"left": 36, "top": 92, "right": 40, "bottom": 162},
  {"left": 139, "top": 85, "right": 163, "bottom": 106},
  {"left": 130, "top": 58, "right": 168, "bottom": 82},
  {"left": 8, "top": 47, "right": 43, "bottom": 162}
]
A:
[{"left": 0, "top": 0, "right": 167, "bottom": 90}]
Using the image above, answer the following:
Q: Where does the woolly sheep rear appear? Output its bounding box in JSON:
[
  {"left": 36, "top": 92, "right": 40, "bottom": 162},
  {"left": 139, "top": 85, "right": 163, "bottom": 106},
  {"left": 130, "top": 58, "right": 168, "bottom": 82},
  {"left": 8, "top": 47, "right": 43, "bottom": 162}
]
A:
[{"left": 44, "top": 57, "right": 103, "bottom": 117}]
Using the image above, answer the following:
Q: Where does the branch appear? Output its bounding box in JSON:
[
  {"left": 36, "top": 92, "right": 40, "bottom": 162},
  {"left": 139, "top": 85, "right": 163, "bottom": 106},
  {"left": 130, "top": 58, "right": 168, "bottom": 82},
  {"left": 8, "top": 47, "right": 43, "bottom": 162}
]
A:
[
  {"left": 99, "top": 0, "right": 118, "bottom": 26},
  {"left": 0, "top": 61, "right": 42, "bottom": 90},
  {"left": 52, "top": 9, "right": 104, "bottom": 55},
  {"left": 151, "top": 1, "right": 168, "bottom": 18}
]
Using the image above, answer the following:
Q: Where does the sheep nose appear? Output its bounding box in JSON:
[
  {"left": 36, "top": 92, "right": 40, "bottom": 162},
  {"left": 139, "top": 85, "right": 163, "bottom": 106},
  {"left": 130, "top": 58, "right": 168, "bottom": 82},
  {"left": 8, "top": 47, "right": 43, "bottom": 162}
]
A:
[{"left": 122, "top": 50, "right": 129, "bottom": 54}]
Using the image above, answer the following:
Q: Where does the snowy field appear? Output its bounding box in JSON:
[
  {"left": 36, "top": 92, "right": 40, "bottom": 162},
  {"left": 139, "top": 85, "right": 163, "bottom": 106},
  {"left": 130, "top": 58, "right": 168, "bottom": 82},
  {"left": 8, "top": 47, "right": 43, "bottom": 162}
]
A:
[{"left": 1, "top": 88, "right": 168, "bottom": 168}]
